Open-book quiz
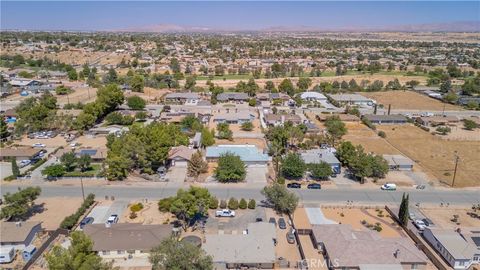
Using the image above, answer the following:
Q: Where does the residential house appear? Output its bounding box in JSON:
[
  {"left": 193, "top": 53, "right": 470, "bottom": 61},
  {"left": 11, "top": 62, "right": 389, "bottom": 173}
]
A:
[
  {"left": 0, "top": 147, "right": 42, "bottom": 161},
  {"left": 206, "top": 145, "right": 270, "bottom": 166},
  {"left": 203, "top": 222, "right": 276, "bottom": 269},
  {"left": 213, "top": 111, "right": 255, "bottom": 124},
  {"left": 300, "top": 148, "right": 341, "bottom": 174},
  {"left": 329, "top": 94, "right": 375, "bottom": 107},
  {"left": 423, "top": 227, "right": 480, "bottom": 270},
  {"left": 216, "top": 92, "right": 249, "bottom": 103},
  {"left": 168, "top": 145, "right": 195, "bottom": 167},
  {"left": 415, "top": 116, "right": 459, "bottom": 127},
  {"left": 363, "top": 114, "right": 408, "bottom": 125},
  {"left": 316, "top": 114, "right": 360, "bottom": 122},
  {"left": 8, "top": 79, "right": 40, "bottom": 88},
  {"left": 300, "top": 92, "right": 327, "bottom": 102},
  {"left": 164, "top": 92, "right": 201, "bottom": 105},
  {"left": 83, "top": 223, "right": 174, "bottom": 260},
  {"left": 264, "top": 113, "right": 302, "bottom": 126},
  {"left": 75, "top": 148, "right": 107, "bottom": 162},
  {"left": 89, "top": 125, "right": 129, "bottom": 136},
  {"left": 304, "top": 122, "right": 322, "bottom": 135},
  {"left": 458, "top": 96, "right": 480, "bottom": 106},
  {"left": 383, "top": 154, "right": 414, "bottom": 171},
  {"left": 0, "top": 221, "right": 42, "bottom": 250},
  {"left": 311, "top": 224, "right": 428, "bottom": 270}
]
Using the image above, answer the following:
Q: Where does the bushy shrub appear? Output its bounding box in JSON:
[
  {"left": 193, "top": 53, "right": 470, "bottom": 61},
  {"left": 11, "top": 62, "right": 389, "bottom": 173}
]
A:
[
  {"left": 129, "top": 212, "right": 138, "bottom": 219},
  {"left": 209, "top": 197, "right": 219, "bottom": 209},
  {"left": 228, "top": 198, "right": 239, "bottom": 210},
  {"left": 377, "top": 131, "right": 386, "bottom": 138},
  {"left": 248, "top": 199, "right": 256, "bottom": 209},
  {"left": 219, "top": 200, "right": 227, "bottom": 209},
  {"left": 277, "top": 177, "right": 285, "bottom": 185},
  {"left": 60, "top": 193, "right": 95, "bottom": 230},
  {"left": 158, "top": 197, "right": 174, "bottom": 212},
  {"left": 130, "top": 202, "right": 144, "bottom": 212},
  {"left": 239, "top": 198, "right": 247, "bottom": 209}
]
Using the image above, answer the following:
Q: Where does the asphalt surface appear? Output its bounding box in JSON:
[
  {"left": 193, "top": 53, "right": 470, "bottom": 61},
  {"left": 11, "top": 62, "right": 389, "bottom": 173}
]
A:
[{"left": 1, "top": 183, "right": 479, "bottom": 207}]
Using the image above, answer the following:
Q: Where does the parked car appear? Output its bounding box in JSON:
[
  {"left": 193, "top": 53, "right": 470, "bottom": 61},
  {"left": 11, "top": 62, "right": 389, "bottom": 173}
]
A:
[
  {"left": 422, "top": 218, "right": 434, "bottom": 227},
  {"left": 255, "top": 217, "right": 263, "bottom": 222},
  {"left": 286, "top": 230, "right": 296, "bottom": 244},
  {"left": 381, "top": 183, "right": 397, "bottom": 190},
  {"left": 80, "top": 217, "right": 94, "bottom": 229},
  {"left": 408, "top": 213, "right": 416, "bottom": 220},
  {"left": 307, "top": 183, "right": 321, "bottom": 189},
  {"left": 106, "top": 214, "right": 119, "bottom": 224},
  {"left": 330, "top": 173, "right": 337, "bottom": 178},
  {"left": 278, "top": 218, "right": 287, "bottom": 229},
  {"left": 287, "top": 182, "right": 301, "bottom": 189},
  {"left": 414, "top": 219, "right": 426, "bottom": 231},
  {"left": 32, "top": 143, "right": 46, "bottom": 148},
  {"left": 215, "top": 209, "right": 235, "bottom": 217},
  {"left": 269, "top": 217, "right": 277, "bottom": 227},
  {"left": 19, "top": 160, "right": 31, "bottom": 168}
]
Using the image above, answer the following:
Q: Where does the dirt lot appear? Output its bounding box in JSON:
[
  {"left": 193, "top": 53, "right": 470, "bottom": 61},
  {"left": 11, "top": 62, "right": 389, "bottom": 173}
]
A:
[
  {"left": 18, "top": 135, "right": 68, "bottom": 148},
  {"left": 125, "top": 87, "right": 171, "bottom": 103},
  {"left": 322, "top": 207, "right": 405, "bottom": 238},
  {"left": 377, "top": 124, "right": 480, "bottom": 187},
  {"left": 56, "top": 86, "right": 97, "bottom": 105},
  {"left": 75, "top": 134, "right": 108, "bottom": 149},
  {"left": 121, "top": 201, "right": 175, "bottom": 225},
  {"left": 362, "top": 91, "right": 461, "bottom": 111},
  {"left": 420, "top": 208, "right": 480, "bottom": 229},
  {"left": 215, "top": 138, "right": 267, "bottom": 150},
  {"left": 343, "top": 122, "right": 401, "bottom": 154},
  {"left": 28, "top": 197, "right": 84, "bottom": 230},
  {"left": 439, "top": 123, "right": 480, "bottom": 141}
]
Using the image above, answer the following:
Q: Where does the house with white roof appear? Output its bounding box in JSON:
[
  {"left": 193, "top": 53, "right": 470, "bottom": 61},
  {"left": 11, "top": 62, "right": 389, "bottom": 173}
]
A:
[{"left": 300, "top": 92, "right": 327, "bottom": 102}]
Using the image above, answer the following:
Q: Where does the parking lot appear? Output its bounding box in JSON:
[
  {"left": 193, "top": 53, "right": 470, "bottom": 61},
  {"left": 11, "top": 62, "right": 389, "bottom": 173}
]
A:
[{"left": 87, "top": 200, "right": 129, "bottom": 224}]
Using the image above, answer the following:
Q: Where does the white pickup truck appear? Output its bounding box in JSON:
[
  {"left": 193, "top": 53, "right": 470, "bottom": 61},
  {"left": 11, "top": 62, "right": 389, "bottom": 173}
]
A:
[{"left": 216, "top": 209, "right": 235, "bottom": 217}]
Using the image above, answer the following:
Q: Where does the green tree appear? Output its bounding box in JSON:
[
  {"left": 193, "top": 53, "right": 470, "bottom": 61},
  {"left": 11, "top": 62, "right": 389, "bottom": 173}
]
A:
[
  {"left": 46, "top": 231, "right": 113, "bottom": 270},
  {"left": 78, "top": 154, "right": 92, "bottom": 172},
  {"left": 135, "top": 111, "right": 148, "bottom": 121},
  {"left": 214, "top": 153, "right": 246, "bottom": 183},
  {"left": 308, "top": 162, "right": 333, "bottom": 180},
  {"left": 149, "top": 236, "right": 213, "bottom": 270},
  {"left": 281, "top": 153, "right": 306, "bottom": 179},
  {"left": 261, "top": 183, "right": 298, "bottom": 214},
  {"left": 443, "top": 92, "right": 458, "bottom": 104},
  {"left": 104, "top": 68, "right": 118, "bottom": 83},
  {"left": 278, "top": 79, "right": 295, "bottom": 97},
  {"left": 440, "top": 80, "right": 452, "bottom": 93},
  {"left": 436, "top": 126, "right": 451, "bottom": 135},
  {"left": 0, "top": 115, "right": 9, "bottom": 139},
  {"left": 127, "top": 95, "right": 146, "bottom": 110},
  {"left": 239, "top": 198, "right": 247, "bottom": 209},
  {"left": 55, "top": 85, "right": 72, "bottom": 95},
  {"left": 201, "top": 128, "right": 215, "bottom": 147},
  {"left": 398, "top": 193, "right": 409, "bottom": 226},
  {"left": 248, "top": 98, "right": 257, "bottom": 107},
  {"left": 169, "top": 186, "right": 212, "bottom": 230},
  {"left": 325, "top": 116, "right": 347, "bottom": 145},
  {"left": 216, "top": 123, "right": 233, "bottom": 140},
  {"left": 265, "top": 81, "right": 276, "bottom": 92},
  {"left": 241, "top": 121, "right": 254, "bottom": 131},
  {"left": 463, "top": 119, "right": 479, "bottom": 130},
  {"left": 247, "top": 199, "right": 256, "bottom": 209},
  {"left": 297, "top": 77, "right": 312, "bottom": 91},
  {"left": 185, "top": 76, "right": 196, "bottom": 90},
  {"left": 0, "top": 187, "right": 41, "bottom": 220},
  {"left": 67, "top": 69, "right": 78, "bottom": 81},
  {"left": 11, "top": 158, "right": 20, "bottom": 177},
  {"left": 60, "top": 152, "right": 77, "bottom": 171},
  {"left": 228, "top": 198, "right": 239, "bottom": 210},
  {"left": 42, "top": 164, "right": 66, "bottom": 178},
  {"left": 209, "top": 197, "right": 219, "bottom": 209},
  {"left": 131, "top": 75, "right": 145, "bottom": 92},
  {"left": 187, "top": 151, "right": 208, "bottom": 178}
]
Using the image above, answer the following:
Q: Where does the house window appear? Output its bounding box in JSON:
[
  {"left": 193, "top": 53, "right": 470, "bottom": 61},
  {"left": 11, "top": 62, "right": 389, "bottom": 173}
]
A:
[
  {"left": 127, "top": 250, "right": 135, "bottom": 254},
  {"left": 411, "top": 264, "right": 418, "bottom": 269},
  {"left": 473, "top": 256, "right": 479, "bottom": 261},
  {"left": 117, "top": 250, "right": 125, "bottom": 255},
  {"left": 102, "top": 251, "right": 110, "bottom": 255}
]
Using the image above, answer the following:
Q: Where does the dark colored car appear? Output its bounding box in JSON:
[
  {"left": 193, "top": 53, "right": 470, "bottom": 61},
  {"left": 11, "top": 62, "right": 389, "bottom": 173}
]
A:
[
  {"left": 255, "top": 217, "right": 263, "bottom": 222},
  {"left": 80, "top": 217, "right": 94, "bottom": 229},
  {"left": 330, "top": 174, "right": 337, "bottom": 178},
  {"left": 307, "top": 183, "right": 322, "bottom": 189},
  {"left": 422, "top": 218, "right": 435, "bottom": 227},
  {"left": 269, "top": 217, "right": 277, "bottom": 227},
  {"left": 287, "top": 182, "right": 301, "bottom": 189},
  {"left": 278, "top": 217, "right": 287, "bottom": 229}
]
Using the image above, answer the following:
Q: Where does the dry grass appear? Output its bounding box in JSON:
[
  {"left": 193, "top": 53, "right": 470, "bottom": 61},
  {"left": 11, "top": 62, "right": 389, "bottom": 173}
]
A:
[
  {"left": 377, "top": 124, "right": 480, "bottom": 187},
  {"left": 215, "top": 138, "right": 267, "bottom": 150},
  {"left": 420, "top": 208, "right": 480, "bottom": 229},
  {"left": 343, "top": 122, "right": 401, "bottom": 155},
  {"left": 362, "top": 91, "right": 461, "bottom": 111}
]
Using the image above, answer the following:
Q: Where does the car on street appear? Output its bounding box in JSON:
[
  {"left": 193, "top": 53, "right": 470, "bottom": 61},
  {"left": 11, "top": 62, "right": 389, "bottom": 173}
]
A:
[
  {"left": 422, "top": 218, "right": 434, "bottom": 227},
  {"left": 32, "top": 143, "right": 46, "bottom": 148},
  {"left": 215, "top": 209, "right": 235, "bottom": 217},
  {"left": 381, "top": 183, "right": 397, "bottom": 190},
  {"left": 414, "top": 219, "right": 426, "bottom": 231},
  {"left": 80, "top": 217, "right": 94, "bottom": 229},
  {"left": 19, "top": 160, "right": 31, "bottom": 168},
  {"left": 286, "top": 230, "right": 296, "bottom": 244},
  {"left": 278, "top": 217, "right": 287, "bottom": 229},
  {"left": 269, "top": 217, "right": 276, "bottom": 227},
  {"left": 307, "top": 183, "right": 321, "bottom": 189},
  {"left": 287, "top": 182, "right": 301, "bottom": 189},
  {"left": 106, "top": 214, "right": 119, "bottom": 224}
]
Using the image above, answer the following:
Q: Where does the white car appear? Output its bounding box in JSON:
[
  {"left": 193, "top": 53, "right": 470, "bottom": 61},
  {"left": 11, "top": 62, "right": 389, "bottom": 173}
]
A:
[
  {"left": 106, "top": 214, "right": 119, "bottom": 224},
  {"left": 19, "top": 160, "right": 31, "bottom": 168},
  {"left": 32, "top": 143, "right": 46, "bottom": 148},
  {"left": 215, "top": 209, "right": 235, "bottom": 217},
  {"left": 381, "top": 183, "right": 397, "bottom": 191},
  {"left": 414, "top": 219, "right": 427, "bottom": 231}
]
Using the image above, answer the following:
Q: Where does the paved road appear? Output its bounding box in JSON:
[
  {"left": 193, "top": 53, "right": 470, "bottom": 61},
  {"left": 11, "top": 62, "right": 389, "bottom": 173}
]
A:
[{"left": 1, "top": 183, "right": 478, "bottom": 207}]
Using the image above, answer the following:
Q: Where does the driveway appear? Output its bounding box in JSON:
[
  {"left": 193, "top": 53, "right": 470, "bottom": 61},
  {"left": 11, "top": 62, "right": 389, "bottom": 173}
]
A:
[
  {"left": 0, "top": 162, "right": 12, "bottom": 180},
  {"left": 246, "top": 166, "right": 267, "bottom": 184},
  {"left": 88, "top": 200, "right": 129, "bottom": 224},
  {"left": 166, "top": 166, "right": 187, "bottom": 183},
  {"left": 206, "top": 208, "right": 266, "bottom": 234}
]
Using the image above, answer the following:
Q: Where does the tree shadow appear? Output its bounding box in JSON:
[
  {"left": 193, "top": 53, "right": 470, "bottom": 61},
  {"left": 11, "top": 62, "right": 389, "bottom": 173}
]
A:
[{"left": 24, "top": 202, "right": 46, "bottom": 219}]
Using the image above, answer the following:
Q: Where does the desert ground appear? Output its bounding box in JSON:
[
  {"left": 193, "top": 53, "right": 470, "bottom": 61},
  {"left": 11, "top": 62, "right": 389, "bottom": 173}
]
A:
[
  {"left": 420, "top": 208, "right": 480, "bottom": 229},
  {"left": 377, "top": 124, "right": 480, "bottom": 187},
  {"left": 362, "top": 91, "right": 461, "bottom": 111},
  {"left": 343, "top": 122, "right": 401, "bottom": 154},
  {"left": 28, "top": 197, "right": 84, "bottom": 230}
]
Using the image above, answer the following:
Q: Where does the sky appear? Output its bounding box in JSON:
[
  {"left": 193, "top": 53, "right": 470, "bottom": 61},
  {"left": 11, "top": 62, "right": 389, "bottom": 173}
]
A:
[{"left": 1, "top": 1, "right": 479, "bottom": 31}]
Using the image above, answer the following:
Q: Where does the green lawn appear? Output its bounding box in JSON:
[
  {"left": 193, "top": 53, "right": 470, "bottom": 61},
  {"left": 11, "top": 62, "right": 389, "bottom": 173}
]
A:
[{"left": 63, "top": 164, "right": 103, "bottom": 177}]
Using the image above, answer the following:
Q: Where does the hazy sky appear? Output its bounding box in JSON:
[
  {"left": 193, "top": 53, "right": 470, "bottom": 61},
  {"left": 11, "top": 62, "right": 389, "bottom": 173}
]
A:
[{"left": 1, "top": 1, "right": 479, "bottom": 31}]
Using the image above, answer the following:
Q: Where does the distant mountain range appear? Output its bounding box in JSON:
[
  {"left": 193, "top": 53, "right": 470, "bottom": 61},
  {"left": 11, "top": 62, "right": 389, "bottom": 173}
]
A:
[{"left": 119, "top": 21, "right": 480, "bottom": 33}]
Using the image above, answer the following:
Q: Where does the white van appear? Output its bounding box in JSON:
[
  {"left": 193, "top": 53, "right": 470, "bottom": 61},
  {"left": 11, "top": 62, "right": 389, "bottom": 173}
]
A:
[
  {"left": 381, "top": 183, "right": 397, "bottom": 191},
  {"left": 0, "top": 246, "right": 15, "bottom": 264}
]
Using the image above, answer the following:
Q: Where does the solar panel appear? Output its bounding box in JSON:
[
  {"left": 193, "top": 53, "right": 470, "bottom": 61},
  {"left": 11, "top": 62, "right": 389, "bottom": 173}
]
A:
[{"left": 80, "top": 149, "right": 97, "bottom": 156}]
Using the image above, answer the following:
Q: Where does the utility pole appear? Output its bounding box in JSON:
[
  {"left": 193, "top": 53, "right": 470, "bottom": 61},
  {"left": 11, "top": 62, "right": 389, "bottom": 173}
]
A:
[{"left": 452, "top": 154, "right": 459, "bottom": 187}]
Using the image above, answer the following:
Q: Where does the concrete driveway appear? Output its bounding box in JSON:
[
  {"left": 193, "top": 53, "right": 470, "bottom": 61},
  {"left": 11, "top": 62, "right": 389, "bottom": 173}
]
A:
[
  {"left": 88, "top": 200, "right": 129, "bottom": 224},
  {"left": 246, "top": 166, "right": 267, "bottom": 184},
  {"left": 166, "top": 166, "right": 187, "bottom": 183},
  {"left": 0, "top": 162, "right": 12, "bottom": 180}
]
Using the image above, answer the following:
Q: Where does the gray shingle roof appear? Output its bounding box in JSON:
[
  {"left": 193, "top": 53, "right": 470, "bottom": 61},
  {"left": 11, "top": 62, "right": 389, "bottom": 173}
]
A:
[{"left": 217, "top": 92, "right": 249, "bottom": 101}]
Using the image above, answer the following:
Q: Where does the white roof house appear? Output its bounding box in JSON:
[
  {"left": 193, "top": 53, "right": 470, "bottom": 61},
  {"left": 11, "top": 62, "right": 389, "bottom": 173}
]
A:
[{"left": 300, "top": 92, "right": 327, "bottom": 101}]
